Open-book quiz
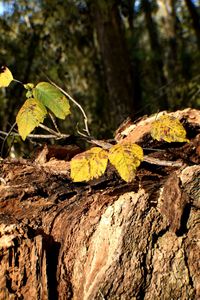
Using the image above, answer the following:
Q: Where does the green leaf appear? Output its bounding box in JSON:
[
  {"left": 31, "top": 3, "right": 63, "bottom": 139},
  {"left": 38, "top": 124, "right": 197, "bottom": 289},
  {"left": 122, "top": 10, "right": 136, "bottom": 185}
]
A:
[
  {"left": 33, "top": 82, "right": 70, "bottom": 119},
  {"left": 108, "top": 143, "right": 143, "bottom": 182},
  {"left": 151, "top": 115, "right": 189, "bottom": 143},
  {"left": 0, "top": 66, "right": 13, "bottom": 87},
  {"left": 16, "top": 98, "right": 47, "bottom": 140},
  {"left": 70, "top": 147, "right": 108, "bottom": 182}
]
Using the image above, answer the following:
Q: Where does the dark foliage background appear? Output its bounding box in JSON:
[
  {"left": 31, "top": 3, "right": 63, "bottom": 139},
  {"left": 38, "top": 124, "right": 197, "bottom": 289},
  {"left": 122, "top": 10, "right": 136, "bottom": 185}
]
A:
[{"left": 0, "top": 0, "right": 199, "bottom": 156}]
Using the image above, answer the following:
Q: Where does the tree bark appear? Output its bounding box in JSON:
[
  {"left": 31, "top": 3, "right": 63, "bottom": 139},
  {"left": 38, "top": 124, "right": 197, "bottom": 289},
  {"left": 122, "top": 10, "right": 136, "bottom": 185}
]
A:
[{"left": 0, "top": 108, "right": 199, "bottom": 300}]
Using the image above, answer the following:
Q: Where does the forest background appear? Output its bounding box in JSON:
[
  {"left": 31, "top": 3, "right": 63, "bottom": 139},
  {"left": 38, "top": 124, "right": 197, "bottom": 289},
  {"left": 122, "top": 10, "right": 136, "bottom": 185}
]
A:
[{"left": 0, "top": 0, "right": 199, "bottom": 156}]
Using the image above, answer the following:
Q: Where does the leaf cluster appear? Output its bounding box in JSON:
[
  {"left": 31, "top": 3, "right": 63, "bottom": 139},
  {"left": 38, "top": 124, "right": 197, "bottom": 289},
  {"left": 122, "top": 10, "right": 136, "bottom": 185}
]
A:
[
  {"left": 71, "top": 143, "right": 143, "bottom": 183},
  {"left": 0, "top": 66, "right": 189, "bottom": 183}
]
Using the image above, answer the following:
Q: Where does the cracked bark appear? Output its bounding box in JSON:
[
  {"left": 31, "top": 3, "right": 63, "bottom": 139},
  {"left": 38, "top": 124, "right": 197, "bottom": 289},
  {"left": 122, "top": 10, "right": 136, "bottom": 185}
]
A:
[{"left": 0, "top": 108, "right": 199, "bottom": 300}]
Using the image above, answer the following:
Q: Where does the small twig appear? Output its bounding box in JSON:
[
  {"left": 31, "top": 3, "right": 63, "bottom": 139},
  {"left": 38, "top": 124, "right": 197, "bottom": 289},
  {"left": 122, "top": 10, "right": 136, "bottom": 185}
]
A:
[
  {"left": 88, "top": 138, "right": 112, "bottom": 150},
  {"left": 0, "top": 122, "right": 17, "bottom": 156},
  {"left": 6, "top": 135, "right": 16, "bottom": 157},
  {"left": 77, "top": 128, "right": 112, "bottom": 149},
  {"left": 143, "top": 156, "right": 183, "bottom": 167},
  {"left": 143, "top": 147, "right": 165, "bottom": 152},
  {"left": 77, "top": 128, "right": 88, "bottom": 138},
  {"left": 0, "top": 130, "right": 69, "bottom": 140},
  {"left": 47, "top": 78, "right": 90, "bottom": 136},
  {"left": 38, "top": 123, "right": 62, "bottom": 137},
  {"left": 29, "top": 133, "right": 69, "bottom": 139},
  {"left": 72, "top": 130, "right": 185, "bottom": 165},
  {"left": 49, "top": 112, "right": 61, "bottom": 133}
]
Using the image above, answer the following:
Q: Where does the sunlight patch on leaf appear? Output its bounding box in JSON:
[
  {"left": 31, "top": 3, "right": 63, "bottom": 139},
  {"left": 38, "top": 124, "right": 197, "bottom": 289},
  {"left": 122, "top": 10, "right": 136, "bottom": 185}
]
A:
[
  {"left": 24, "top": 83, "right": 35, "bottom": 98},
  {"left": 16, "top": 98, "right": 47, "bottom": 140},
  {"left": 0, "top": 66, "right": 13, "bottom": 87},
  {"left": 70, "top": 147, "right": 108, "bottom": 182},
  {"left": 26, "top": 90, "right": 33, "bottom": 98},
  {"left": 151, "top": 115, "right": 189, "bottom": 143},
  {"left": 24, "top": 83, "right": 34, "bottom": 90},
  {"left": 108, "top": 143, "right": 143, "bottom": 182},
  {"left": 33, "top": 82, "right": 70, "bottom": 119}
]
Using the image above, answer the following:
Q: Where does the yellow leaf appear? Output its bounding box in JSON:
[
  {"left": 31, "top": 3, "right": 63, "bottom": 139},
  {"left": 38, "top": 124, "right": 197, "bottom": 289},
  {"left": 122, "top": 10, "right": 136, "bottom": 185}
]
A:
[
  {"left": 16, "top": 98, "right": 47, "bottom": 140},
  {"left": 108, "top": 143, "right": 143, "bottom": 182},
  {"left": 24, "top": 83, "right": 34, "bottom": 90},
  {"left": 70, "top": 147, "right": 108, "bottom": 182},
  {"left": 0, "top": 66, "right": 13, "bottom": 87},
  {"left": 151, "top": 115, "right": 189, "bottom": 143},
  {"left": 24, "top": 83, "right": 34, "bottom": 98}
]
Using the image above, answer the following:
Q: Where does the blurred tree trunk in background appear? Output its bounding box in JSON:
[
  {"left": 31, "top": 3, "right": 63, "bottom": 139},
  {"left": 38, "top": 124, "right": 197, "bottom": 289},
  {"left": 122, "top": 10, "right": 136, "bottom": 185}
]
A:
[
  {"left": 141, "top": 0, "right": 169, "bottom": 109},
  {"left": 1, "top": 23, "right": 41, "bottom": 157},
  {"left": 127, "top": 0, "right": 136, "bottom": 31},
  {"left": 90, "top": 0, "right": 135, "bottom": 129},
  {"left": 5, "top": 31, "right": 40, "bottom": 130},
  {"left": 126, "top": 0, "right": 142, "bottom": 115},
  {"left": 185, "top": 0, "right": 200, "bottom": 50},
  {"left": 162, "top": 0, "right": 179, "bottom": 80}
]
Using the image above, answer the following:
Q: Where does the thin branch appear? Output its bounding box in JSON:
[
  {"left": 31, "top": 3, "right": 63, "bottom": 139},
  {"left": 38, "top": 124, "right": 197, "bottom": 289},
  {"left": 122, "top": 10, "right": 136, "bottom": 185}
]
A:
[
  {"left": 29, "top": 133, "right": 69, "bottom": 139},
  {"left": 49, "top": 112, "right": 61, "bottom": 133},
  {"left": 74, "top": 130, "right": 185, "bottom": 164},
  {"left": 88, "top": 138, "right": 113, "bottom": 150},
  {"left": 143, "top": 156, "right": 183, "bottom": 167},
  {"left": 6, "top": 135, "right": 16, "bottom": 157},
  {"left": 47, "top": 78, "right": 90, "bottom": 136},
  {"left": 38, "top": 123, "right": 62, "bottom": 137},
  {"left": 0, "top": 122, "right": 17, "bottom": 156},
  {"left": 77, "top": 128, "right": 112, "bottom": 149},
  {"left": 0, "top": 130, "right": 69, "bottom": 140},
  {"left": 0, "top": 126, "right": 184, "bottom": 167},
  {"left": 143, "top": 147, "right": 165, "bottom": 151}
]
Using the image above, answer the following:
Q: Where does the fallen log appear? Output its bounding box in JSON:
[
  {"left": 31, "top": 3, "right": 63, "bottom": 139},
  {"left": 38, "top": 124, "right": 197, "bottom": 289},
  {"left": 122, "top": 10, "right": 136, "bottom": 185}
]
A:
[{"left": 0, "top": 108, "right": 199, "bottom": 299}]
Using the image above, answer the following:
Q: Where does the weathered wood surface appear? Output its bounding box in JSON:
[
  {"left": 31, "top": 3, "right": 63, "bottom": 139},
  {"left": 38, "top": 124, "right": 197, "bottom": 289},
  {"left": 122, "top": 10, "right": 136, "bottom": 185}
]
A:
[{"left": 0, "top": 108, "right": 199, "bottom": 300}]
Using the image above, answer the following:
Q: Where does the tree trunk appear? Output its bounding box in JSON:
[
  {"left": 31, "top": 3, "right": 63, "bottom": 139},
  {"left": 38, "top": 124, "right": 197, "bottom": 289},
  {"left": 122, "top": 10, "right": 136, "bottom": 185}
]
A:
[
  {"left": 162, "top": 0, "right": 179, "bottom": 79},
  {"left": 185, "top": 0, "right": 200, "bottom": 50},
  {"left": 0, "top": 108, "right": 199, "bottom": 300},
  {"left": 2, "top": 26, "right": 41, "bottom": 155},
  {"left": 141, "top": 0, "right": 169, "bottom": 109},
  {"left": 90, "top": 0, "right": 135, "bottom": 130}
]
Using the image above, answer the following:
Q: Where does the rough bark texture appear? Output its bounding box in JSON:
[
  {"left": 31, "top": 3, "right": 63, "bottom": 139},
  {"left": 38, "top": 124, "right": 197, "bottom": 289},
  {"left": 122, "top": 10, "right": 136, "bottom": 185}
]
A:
[{"left": 0, "top": 108, "right": 199, "bottom": 300}]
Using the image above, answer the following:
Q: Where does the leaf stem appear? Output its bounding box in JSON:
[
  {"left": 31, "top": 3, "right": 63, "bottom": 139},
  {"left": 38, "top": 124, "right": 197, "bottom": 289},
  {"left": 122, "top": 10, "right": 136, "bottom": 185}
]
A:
[
  {"left": 47, "top": 79, "right": 90, "bottom": 136},
  {"left": 13, "top": 78, "right": 24, "bottom": 85}
]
